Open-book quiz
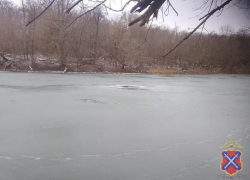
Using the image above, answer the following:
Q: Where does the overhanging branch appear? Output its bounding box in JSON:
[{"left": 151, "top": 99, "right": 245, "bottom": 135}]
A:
[
  {"left": 26, "top": 0, "right": 56, "bottom": 26},
  {"left": 163, "top": 0, "right": 232, "bottom": 57}
]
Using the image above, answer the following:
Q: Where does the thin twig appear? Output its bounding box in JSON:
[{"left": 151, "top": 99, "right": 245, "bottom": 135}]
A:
[
  {"left": 26, "top": 0, "right": 56, "bottom": 26},
  {"left": 66, "top": 0, "right": 83, "bottom": 13},
  {"left": 64, "top": 0, "right": 107, "bottom": 29},
  {"left": 134, "top": 21, "right": 153, "bottom": 50},
  {"left": 167, "top": 0, "right": 178, "bottom": 16},
  {"left": 191, "top": 0, "right": 214, "bottom": 49},
  {"left": 102, "top": 0, "right": 133, "bottom": 12},
  {"left": 163, "top": 0, "right": 232, "bottom": 57}
]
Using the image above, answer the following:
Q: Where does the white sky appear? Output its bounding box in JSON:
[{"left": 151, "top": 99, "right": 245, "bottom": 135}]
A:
[{"left": 11, "top": 0, "right": 250, "bottom": 32}]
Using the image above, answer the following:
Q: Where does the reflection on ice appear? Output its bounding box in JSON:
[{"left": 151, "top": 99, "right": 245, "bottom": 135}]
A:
[
  {"left": 107, "top": 84, "right": 148, "bottom": 90},
  {"left": 0, "top": 156, "right": 12, "bottom": 160},
  {"left": 81, "top": 155, "right": 101, "bottom": 158},
  {"left": 196, "top": 140, "right": 213, "bottom": 144},
  {"left": 81, "top": 99, "right": 106, "bottom": 104},
  {"left": 21, "top": 155, "right": 42, "bottom": 161}
]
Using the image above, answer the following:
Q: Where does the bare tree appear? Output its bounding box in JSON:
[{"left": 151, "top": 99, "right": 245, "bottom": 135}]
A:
[
  {"left": 25, "top": 0, "right": 249, "bottom": 57},
  {"left": 0, "top": 0, "right": 249, "bottom": 73}
]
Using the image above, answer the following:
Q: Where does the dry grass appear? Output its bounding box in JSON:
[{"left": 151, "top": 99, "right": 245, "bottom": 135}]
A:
[
  {"left": 147, "top": 68, "right": 181, "bottom": 74},
  {"left": 148, "top": 67, "right": 225, "bottom": 74},
  {"left": 187, "top": 68, "right": 223, "bottom": 74},
  {"left": 231, "top": 66, "right": 250, "bottom": 74}
]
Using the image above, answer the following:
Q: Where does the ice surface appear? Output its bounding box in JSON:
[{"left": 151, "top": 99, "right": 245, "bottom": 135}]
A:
[{"left": 0, "top": 72, "right": 250, "bottom": 180}]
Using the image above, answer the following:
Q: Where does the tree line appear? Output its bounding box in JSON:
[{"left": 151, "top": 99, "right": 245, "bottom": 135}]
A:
[{"left": 0, "top": 0, "right": 249, "bottom": 73}]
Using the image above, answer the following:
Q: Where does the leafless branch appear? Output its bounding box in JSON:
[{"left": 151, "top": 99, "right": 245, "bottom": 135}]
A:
[
  {"left": 66, "top": 0, "right": 83, "bottom": 13},
  {"left": 65, "top": 0, "right": 107, "bottom": 29},
  {"left": 163, "top": 0, "right": 232, "bottom": 57},
  {"left": 167, "top": 0, "right": 178, "bottom": 16},
  {"left": 102, "top": 0, "right": 134, "bottom": 12},
  {"left": 26, "top": 0, "right": 56, "bottom": 26},
  {"left": 128, "top": 0, "right": 166, "bottom": 27}
]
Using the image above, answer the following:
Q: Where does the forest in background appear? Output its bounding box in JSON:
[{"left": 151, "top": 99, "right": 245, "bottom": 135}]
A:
[{"left": 0, "top": 0, "right": 250, "bottom": 74}]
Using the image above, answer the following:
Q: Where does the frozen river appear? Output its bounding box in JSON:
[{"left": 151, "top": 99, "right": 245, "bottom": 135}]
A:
[{"left": 0, "top": 72, "right": 250, "bottom": 180}]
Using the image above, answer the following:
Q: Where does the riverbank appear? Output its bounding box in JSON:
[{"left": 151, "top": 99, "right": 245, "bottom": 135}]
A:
[
  {"left": 1, "top": 66, "right": 249, "bottom": 74},
  {"left": 1, "top": 54, "right": 249, "bottom": 74}
]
